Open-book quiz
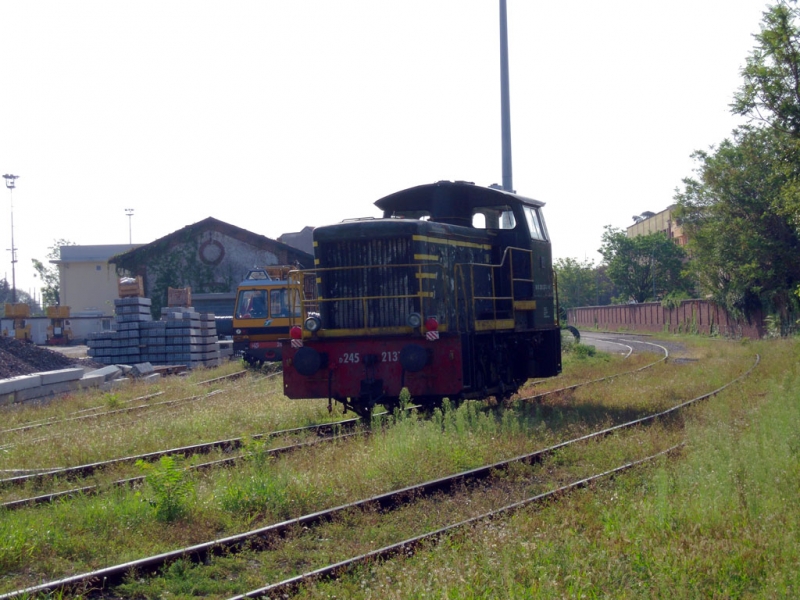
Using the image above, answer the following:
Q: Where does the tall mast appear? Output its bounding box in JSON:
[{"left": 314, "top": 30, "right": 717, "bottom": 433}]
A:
[{"left": 499, "top": 0, "right": 513, "bottom": 192}]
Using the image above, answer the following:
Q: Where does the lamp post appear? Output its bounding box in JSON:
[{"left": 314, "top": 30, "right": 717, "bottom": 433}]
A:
[
  {"left": 125, "top": 208, "right": 134, "bottom": 244},
  {"left": 3, "top": 174, "right": 18, "bottom": 304},
  {"left": 499, "top": 0, "right": 513, "bottom": 193}
]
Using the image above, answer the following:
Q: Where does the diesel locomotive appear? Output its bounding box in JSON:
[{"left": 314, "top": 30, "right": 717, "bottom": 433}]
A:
[{"left": 281, "top": 180, "right": 561, "bottom": 418}]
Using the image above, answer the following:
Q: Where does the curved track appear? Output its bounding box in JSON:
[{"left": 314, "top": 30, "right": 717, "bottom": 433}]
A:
[{"left": 0, "top": 354, "right": 759, "bottom": 599}]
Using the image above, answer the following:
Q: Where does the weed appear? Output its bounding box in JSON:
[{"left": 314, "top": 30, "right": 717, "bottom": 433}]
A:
[
  {"left": 135, "top": 455, "right": 194, "bottom": 522},
  {"left": 103, "top": 392, "right": 121, "bottom": 409}
]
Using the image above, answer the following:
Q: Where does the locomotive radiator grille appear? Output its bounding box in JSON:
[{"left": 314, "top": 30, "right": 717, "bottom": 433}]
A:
[{"left": 319, "top": 237, "right": 420, "bottom": 329}]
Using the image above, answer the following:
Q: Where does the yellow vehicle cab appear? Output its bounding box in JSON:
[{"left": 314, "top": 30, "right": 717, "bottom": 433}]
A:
[{"left": 232, "top": 266, "right": 303, "bottom": 365}]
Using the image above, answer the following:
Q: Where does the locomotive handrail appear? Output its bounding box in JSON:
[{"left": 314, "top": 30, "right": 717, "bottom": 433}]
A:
[
  {"left": 287, "top": 263, "right": 450, "bottom": 335},
  {"left": 453, "top": 245, "right": 542, "bottom": 332}
]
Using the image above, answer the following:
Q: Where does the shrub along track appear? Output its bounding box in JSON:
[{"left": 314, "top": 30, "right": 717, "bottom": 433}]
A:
[
  {"left": 0, "top": 351, "right": 759, "bottom": 600},
  {"left": 0, "top": 344, "right": 668, "bottom": 510}
]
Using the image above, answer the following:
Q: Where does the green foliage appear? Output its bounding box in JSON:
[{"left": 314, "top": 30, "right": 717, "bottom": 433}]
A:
[
  {"left": 676, "top": 1, "right": 800, "bottom": 328},
  {"left": 0, "top": 278, "right": 38, "bottom": 312},
  {"left": 103, "top": 393, "right": 121, "bottom": 409},
  {"left": 135, "top": 455, "right": 194, "bottom": 522},
  {"left": 676, "top": 127, "right": 800, "bottom": 320},
  {"left": 598, "top": 227, "right": 691, "bottom": 303},
  {"left": 554, "top": 257, "right": 618, "bottom": 311},
  {"left": 732, "top": 0, "right": 800, "bottom": 135},
  {"left": 31, "top": 239, "right": 74, "bottom": 308},
  {"left": 660, "top": 290, "right": 692, "bottom": 310}
]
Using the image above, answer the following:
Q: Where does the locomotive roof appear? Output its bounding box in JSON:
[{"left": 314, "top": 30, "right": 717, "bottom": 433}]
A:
[{"left": 374, "top": 181, "right": 545, "bottom": 215}]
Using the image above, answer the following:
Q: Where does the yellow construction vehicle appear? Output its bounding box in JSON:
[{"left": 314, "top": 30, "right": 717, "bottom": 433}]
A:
[
  {"left": 232, "top": 266, "right": 314, "bottom": 366},
  {"left": 46, "top": 306, "right": 72, "bottom": 345},
  {"left": 4, "top": 303, "right": 32, "bottom": 341}
]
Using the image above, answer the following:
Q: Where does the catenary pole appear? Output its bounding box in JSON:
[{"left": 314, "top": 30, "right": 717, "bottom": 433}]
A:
[{"left": 499, "top": 0, "right": 513, "bottom": 192}]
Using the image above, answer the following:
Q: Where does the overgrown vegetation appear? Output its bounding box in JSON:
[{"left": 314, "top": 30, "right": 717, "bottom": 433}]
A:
[{"left": 2, "top": 336, "right": 794, "bottom": 599}]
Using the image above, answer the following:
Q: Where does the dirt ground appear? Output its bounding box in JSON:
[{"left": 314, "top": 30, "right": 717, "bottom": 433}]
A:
[{"left": 0, "top": 338, "right": 100, "bottom": 379}]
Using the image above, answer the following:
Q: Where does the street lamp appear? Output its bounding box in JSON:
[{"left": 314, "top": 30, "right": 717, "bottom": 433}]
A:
[
  {"left": 125, "top": 208, "right": 134, "bottom": 244},
  {"left": 3, "top": 174, "right": 19, "bottom": 304}
]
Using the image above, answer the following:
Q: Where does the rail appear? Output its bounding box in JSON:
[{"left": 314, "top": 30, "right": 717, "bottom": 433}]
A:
[
  {"left": 454, "top": 245, "right": 554, "bottom": 332},
  {"left": 289, "top": 263, "right": 448, "bottom": 336}
]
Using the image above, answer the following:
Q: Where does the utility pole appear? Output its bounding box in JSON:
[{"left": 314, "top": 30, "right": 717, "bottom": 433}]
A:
[
  {"left": 499, "top": 0, "right": 513, "bottom": 193},
  {"left": 3, "top": 174, "right": 19, "bottom": 303}
]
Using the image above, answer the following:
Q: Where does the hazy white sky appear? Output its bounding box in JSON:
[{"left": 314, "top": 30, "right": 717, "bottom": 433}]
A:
[{"left": 0, "top": 1, "right": 770, "bottom": 296}]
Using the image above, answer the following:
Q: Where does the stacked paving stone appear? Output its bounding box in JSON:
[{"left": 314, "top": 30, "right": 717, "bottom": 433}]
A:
[
  {"left": 87, "top": 298, "right": 222, "bottom": 368},
  {"left": 161, "top": 306, "right": 222, "bottom": 368}
]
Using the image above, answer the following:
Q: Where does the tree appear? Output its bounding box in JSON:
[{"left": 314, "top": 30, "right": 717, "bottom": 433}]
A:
[
  {"left": 598, "top": 227, "right": 690, "bottom": 304},
  {"left": 731, "top": 0, "right": 800, "bottom": 228},
  {"left": 676, "top": 127, "right": 800, "bottom": 318},
  {"left": 675, "top": 1, "right": 800, "bottom": 322},
  {"left": 32, "top": 239, "right": 74, "bottom": 308},
  {"left": 0, "top": 277, "right": 39, "bottom": 312},
  {"left": 733, "top": 0, "right": 800, "bottom": 135},
  {"left": 554, "top": 258, "right": 619, "bottom": 320}
]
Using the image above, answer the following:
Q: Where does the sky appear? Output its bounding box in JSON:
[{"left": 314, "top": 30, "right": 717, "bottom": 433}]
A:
[{"left": 0, "top": 0, "right": 772, "bottom": 298}]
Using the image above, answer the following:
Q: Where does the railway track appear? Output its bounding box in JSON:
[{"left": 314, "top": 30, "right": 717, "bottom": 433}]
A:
[
  {"left": 0, "top": 417, "right": 366, "bottom": 508},
  {"left": 0, "top": 370, "right": 279, "bottom": 456},
  {"left": 0, "top": 345, "right": 666, "bottom": 505},
  {"left": 0, "top": 354, "right": 759, "bottom": 599},
  {"left": 234, "top": 444, "right": 683, "bottom": 600},
  {"left": 0, "top": 369, "right": 250, "bottom": 438},
  {"left": 518, "top": 339, "right": 668, "bottom": 402}
]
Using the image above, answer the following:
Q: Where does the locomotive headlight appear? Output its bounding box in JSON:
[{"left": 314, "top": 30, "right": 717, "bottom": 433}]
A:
[
  {"left": 424, "top": 316, "right": 439, "bottom": 331},
  {"left": 235, "top": 329, "right": 242, "bottom": 335},
  {"left": 290, "top": 326, "right": 303, "bottom": 339},
  {"left": 304, "top": 316, "right": 322, "bottom": 332},
  {"left": 407, "top": 312, "right": 422, "bottom": 328}
]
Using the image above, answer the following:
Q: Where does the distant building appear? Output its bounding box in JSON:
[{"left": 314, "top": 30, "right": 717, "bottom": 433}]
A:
[
  {"left": 110, "top": 217, "right": 313, "bottom": 316},
  {"left": 53, "top": 244, "right": 142, "bottom": 317},
  {"left": 50, "top": 219, "right": 315, "bottom": 321},
  {"left": 627, "top": 205, "right": 687, "bottom": 246},
  {"left": 278, "top": 226, "right": 315, "bottom": 256}
]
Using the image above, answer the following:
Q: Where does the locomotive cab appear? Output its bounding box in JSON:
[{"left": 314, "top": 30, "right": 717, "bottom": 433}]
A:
[
  {"left": 232, "top": 267, "right": 305, "bottom": 365},
  {"left": 281, "top": 181, "right": 561, "bottom": 418}
]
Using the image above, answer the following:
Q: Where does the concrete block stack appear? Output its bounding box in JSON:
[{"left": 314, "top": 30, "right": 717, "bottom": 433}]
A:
[
  {"left": 87, "top": 298, "right": 222, "bottom": 369},
  {"left": 161, "top": 306, "right": 222, "bottom": 368},
  {"left": 87, "top": 298, "right": 152, "bottom": 364},
  {"left": 140, "top": 321, "right": 168, "bottom": 364}
]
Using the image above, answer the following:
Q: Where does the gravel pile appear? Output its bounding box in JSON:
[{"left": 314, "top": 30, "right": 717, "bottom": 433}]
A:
[{"left": 0, "top": 338, "right": 101, "bottom": 379}]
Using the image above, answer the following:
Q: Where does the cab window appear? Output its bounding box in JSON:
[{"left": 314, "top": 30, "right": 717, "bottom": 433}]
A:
[
  {"left": 270, "top": 289, "right": 302, "bottom": 318},
  {"left": 236, "top": 290, "right": 268, "bottom": 318},
  {"left": 472, "top": 206, "right": 516, "bottom": 230},
  {"left": 524, "top": 206, "right": 548, "bottom": 241}
]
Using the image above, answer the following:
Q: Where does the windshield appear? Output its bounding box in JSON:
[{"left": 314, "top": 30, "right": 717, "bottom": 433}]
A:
[{"left": 236, "top": 288, "right": 301, "bottom": 319}]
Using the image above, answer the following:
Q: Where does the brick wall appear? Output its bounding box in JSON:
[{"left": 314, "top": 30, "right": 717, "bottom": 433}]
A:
[{"left": 567, "top": 300, "right": 764, "bottom": 339}]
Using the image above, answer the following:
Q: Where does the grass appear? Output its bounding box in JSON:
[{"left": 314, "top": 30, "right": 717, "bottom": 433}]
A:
[
  {"left": 0, "top": 336, "right": 796, "bottom": 598},
  {"left": 294, "top": 338, "right": 800, "bottom": 599}
]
